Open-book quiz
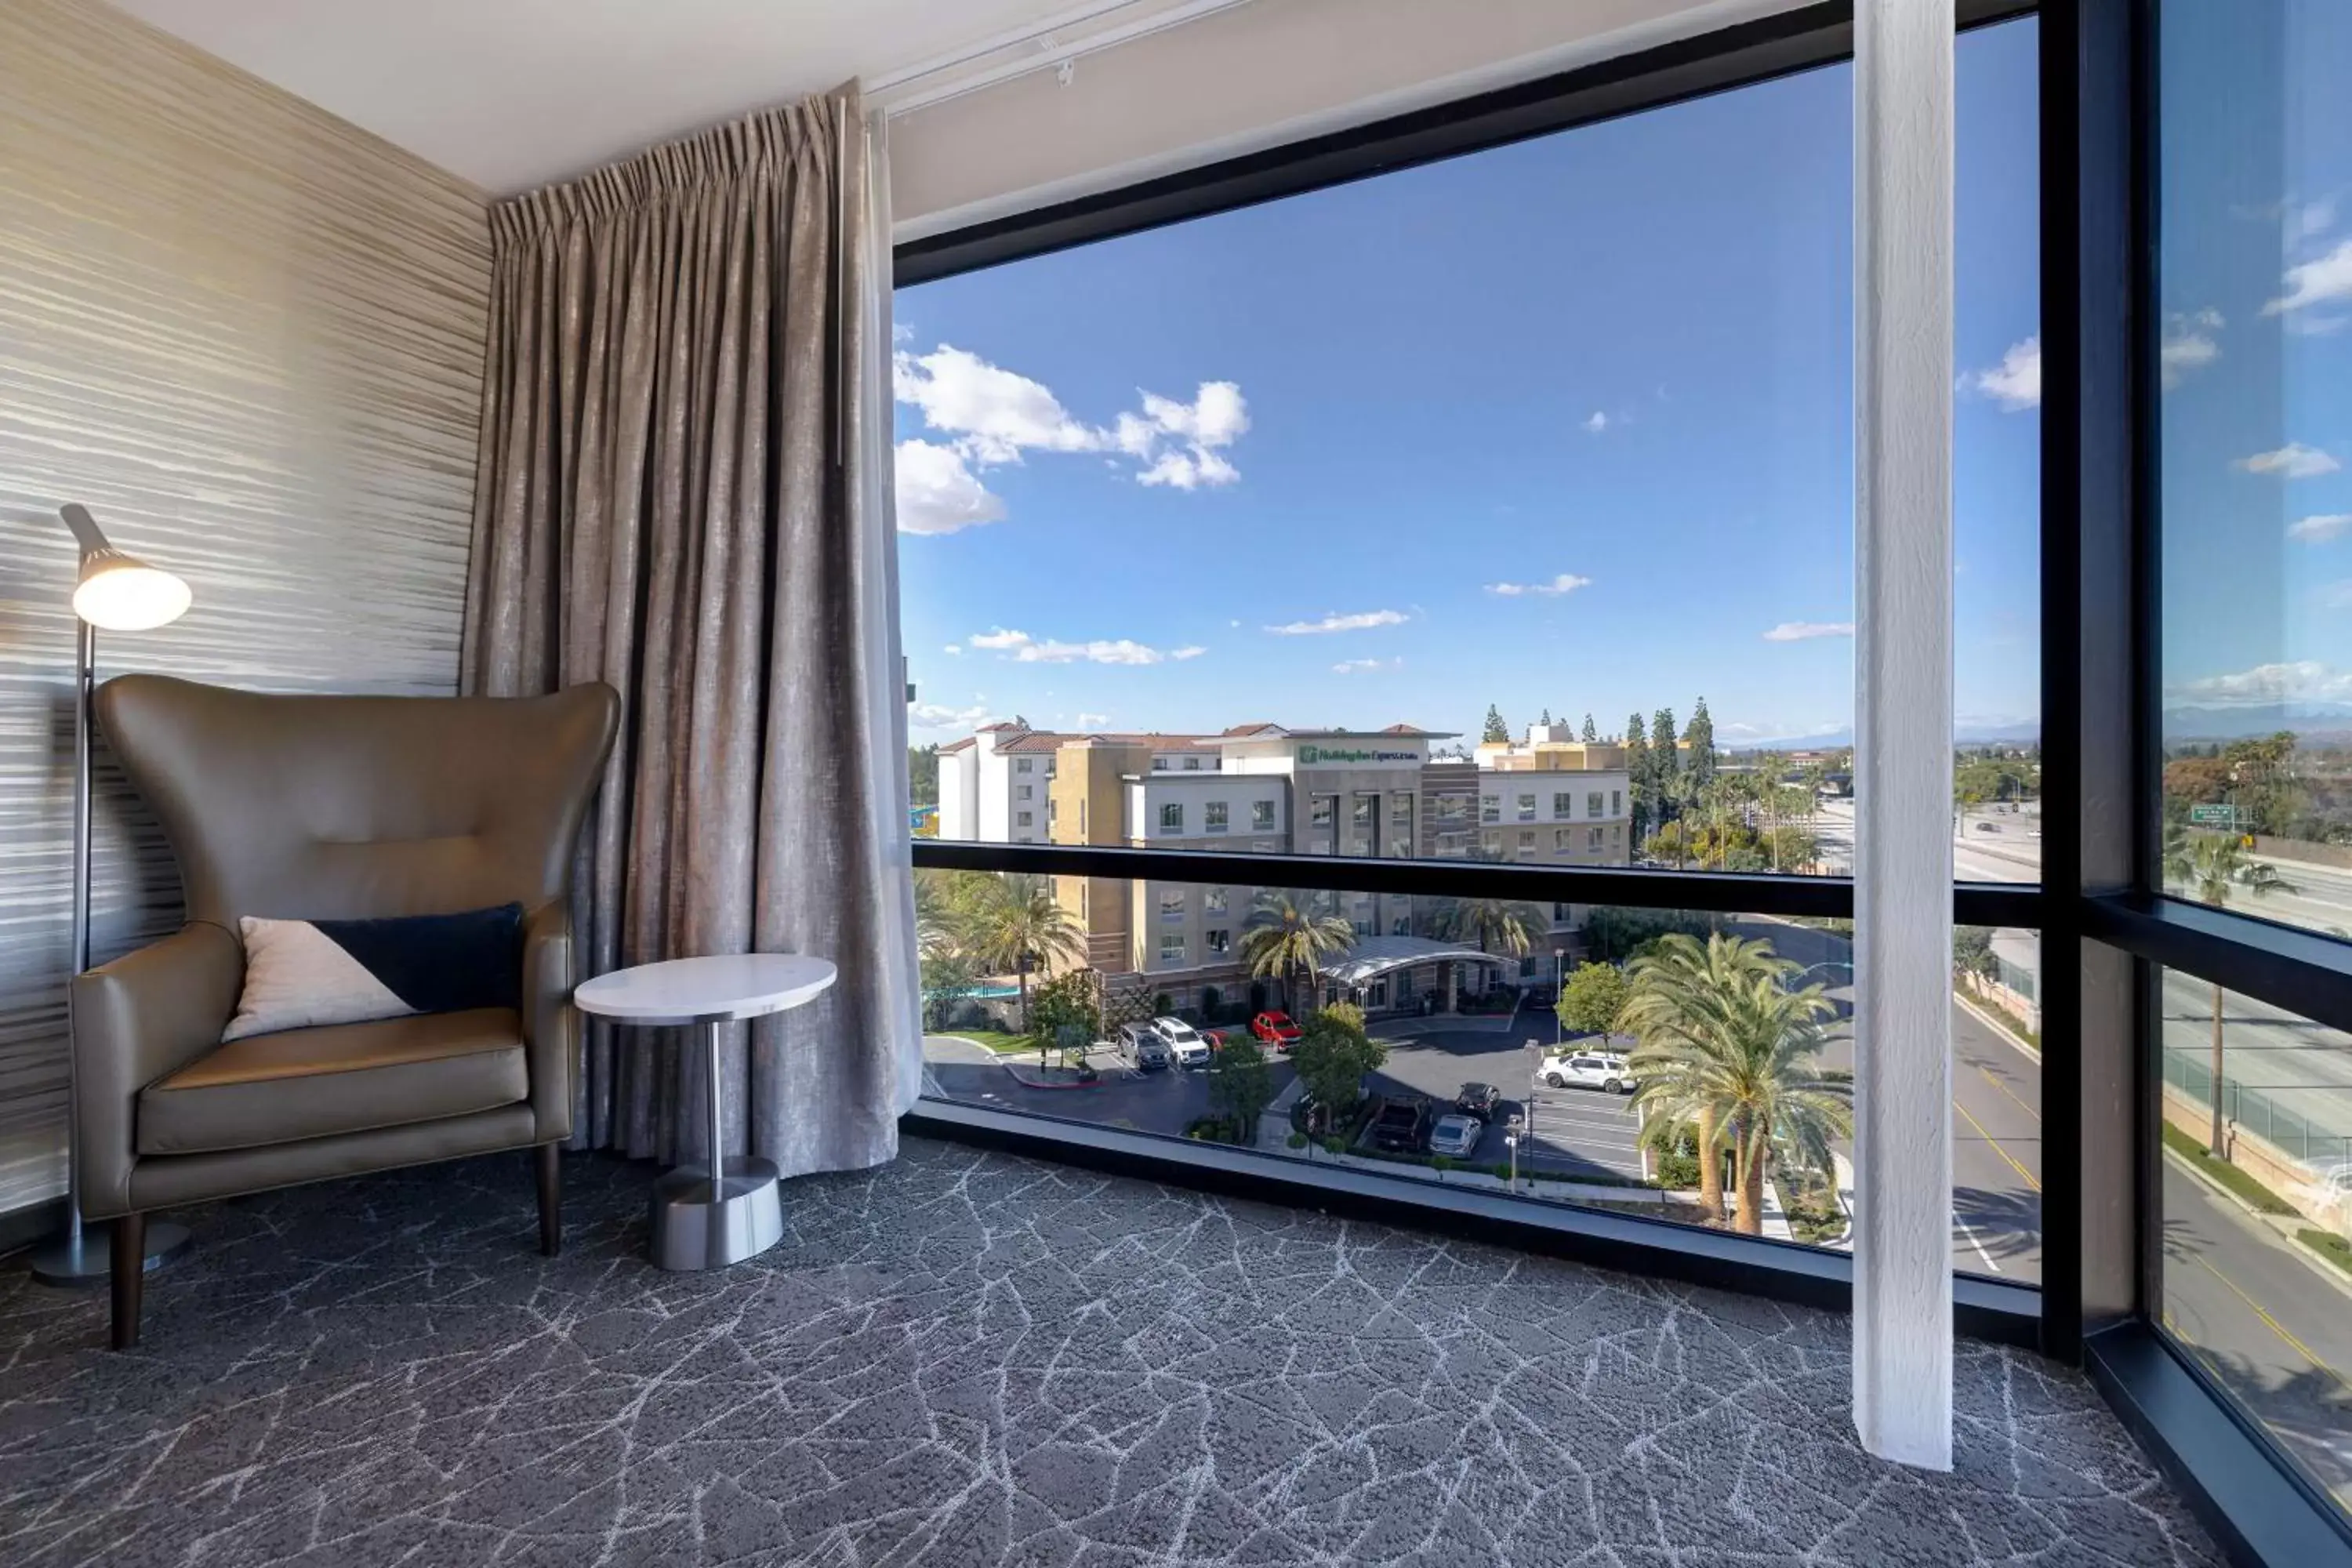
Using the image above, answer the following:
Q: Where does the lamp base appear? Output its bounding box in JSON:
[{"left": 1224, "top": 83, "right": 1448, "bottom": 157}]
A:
[{"left": 28, "top": 1220, "right": 192, "bottom": 1288}]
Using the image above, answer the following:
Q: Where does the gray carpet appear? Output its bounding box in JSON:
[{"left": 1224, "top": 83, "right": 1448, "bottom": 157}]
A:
[{"left": 0, "top": 1138, "right": 2217, "bottom": 1566}]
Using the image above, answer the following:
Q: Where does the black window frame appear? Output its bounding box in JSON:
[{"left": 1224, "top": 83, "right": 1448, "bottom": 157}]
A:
[{"left": 894, "top": 0, "right": 2350, "bottom": 1557}]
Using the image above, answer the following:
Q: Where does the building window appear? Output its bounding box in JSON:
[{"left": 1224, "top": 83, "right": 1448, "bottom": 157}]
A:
[
  {"left": 1480, "top": 794, "right": 1499, "bottom": 824},
  {"left": 1184, "top": 756, "right": 1202, "bottom": 771},
  {"left": 1588, "top": 791, "right": 1604, "bottom": 818},
  {"left": 1553, "top": 902, "right": 1573, "bottom": 921},
  {"left": 1352, "top": 919, "right": 1372, "bottom": 938},
  {"left": 1251, "top": 799, "right": 1276, "bottom": 831},
  {"left": 1205, "top": 928, "right": 1229, "bottom": 956},
  {"left": 1047, "top": 800, "right": 1057, "bottom": 823},
  {"left": 1553, "top": 791, "right": 1573, "bottom": 818},
  {"left": 1159, "top": 803, "right": 1183, "bottom": 833},
  {"left": 1015, "top": 758, "right": 1033, "bottom": 774},
  {"left": 1437, "top": 794, "right": 1468, "bottom": 824},
  {"left": 1516, "top": 793, "right": 1537, "bottom": 822},
  {"left": 1079, "top": 799, "right": 1087, "bottom": 835},
  {"left": 1015, "top": 811, "right": 1033, "bottom": 828},
  {"left": 1481, "top": 830, "right": 1501, "bottom": 855},
  {"left": 1555, "top": 828, "right": 1570, "bottom": 851},
  {"left": 1588, "top": 826, "right": 1604, "bottom": 851},
  {"left": 1612, "top": 789, "right": 1623, "bottom": 816},
  {"left": 1160, "top": 890, "right": 1185, "bottom": 923},
  {"left": 1159, "top": 934, "right": 1185, "bottom": 964},
  {"left": 1152, "top": 757, "right": 1169, "bottom": 771},
  {"left": 1391, "top": 794, "right": 1414, "bottom": 831},
  {"left": 1204, "top": 887, "right": 1229, "bottom": 916},
  {"left": 1517, "top": 830, "right": 1535, "bottom": 858},
  {"left": 1017, "top": 784, "right": 1033, "bottom": 800},
  {"left": 1205, "top": 800, "right": 1229, "bottom": 833},
  {"left": 1311, "top": 796, "right": 1335, "bottom": 827},
  {"left": 1352, "top": 795, "right": 1375, "bottom": 829},
  {"left": 1391, "top": 914, "right": 1410, "bottom": 936}
]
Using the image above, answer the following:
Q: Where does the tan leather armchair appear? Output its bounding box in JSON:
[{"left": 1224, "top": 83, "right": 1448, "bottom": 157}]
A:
[{"left": 73, "top": 676, "right": 619, "bottom": 1347}]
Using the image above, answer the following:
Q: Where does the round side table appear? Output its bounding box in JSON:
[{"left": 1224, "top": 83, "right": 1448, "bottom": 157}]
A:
[{"left": 574, "top": 953, "right": 837, "bottom": 1271}]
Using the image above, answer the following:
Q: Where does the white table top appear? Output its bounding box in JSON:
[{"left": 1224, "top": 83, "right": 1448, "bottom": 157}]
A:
[{"left": 574, "top": 953, "right": 838, "bottom": 1025}]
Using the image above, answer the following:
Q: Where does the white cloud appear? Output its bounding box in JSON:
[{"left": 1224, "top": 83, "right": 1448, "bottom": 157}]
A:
[
  {"left": 1331, "top": 657, "right": 1402, "bottom": 675},
  {"left": 942, "top": 644, "right": 963, "bottom": 655},
  {"left": 2236, "top": 443, "right": 2342, "bottom": 479},
  {"left": 909, "top": 701, "right": 996, "bottom": 731},
  {"left": 894, "top": 344, "right": 1098, "bottom": 463},
  {"left": 2263, "top": 238, "right": 2352, "bottom": 318},
  {"left": 1762, "top": 621, "right": 1855, "bottom": 642},
  {"left": 894, "top": 439, "right": 1006, "bottom": 535},
  {"left": 1141, "top": 382, "right": 1248, "bottom": 447},
  {"left": 1265, "top": 609, "right": 1408, "bottom": 636},
  {"left": 1124, "top": 382, "right": 1248, "bottom": 488},
  {"left": 1074, "top": 712, "right": 1109, "bottom": 728},
  {"left": 2168, "top": 660, "right": 2352, "bottom": 708},
  {"left": 2160, "top": 309, "right": 2223, "bottom": 388},
  {"left": 1136, "top": 447, "right": 1240, "bottom": 490},
  {"left": 1486, "top": 573, "right": 1592, "bottom": 597},
  {"left": 1583, "top": 411, "right": 1609, "bottom": 434},
  {"left": 963, "top": 628, "right": 1200, "bottom": 666},
  {"left": 2289, "top": 514, "right": 2352, "bottom": 543},
  {"left": 1969, "top": 336, "right": 2041, "bottom": 411}
]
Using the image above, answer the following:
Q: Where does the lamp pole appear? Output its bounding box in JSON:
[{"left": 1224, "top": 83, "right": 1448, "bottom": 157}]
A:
[{"left": 31, "top": 506, "right": 194, "bottom": 1288}]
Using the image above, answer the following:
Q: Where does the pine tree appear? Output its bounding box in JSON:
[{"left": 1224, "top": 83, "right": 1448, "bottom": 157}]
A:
[
  {"left": 1624, "top": 717, "right": 1653, "bottom": 843},
  {"left": 1483, "top": 705, "right": 1510, "bottom": 744},
  {"left": 1540, "top": 707, "right": 1553, "bottom": 726},
  {"left": 1686, "top": 698, "right": 1717, "bottom": 789},
  {"left": 1652, "top": 708, "right": 1680, "bottom": 823},
  {"left": 1581, "top": 713, "right": 1599, "bottom": 743}
]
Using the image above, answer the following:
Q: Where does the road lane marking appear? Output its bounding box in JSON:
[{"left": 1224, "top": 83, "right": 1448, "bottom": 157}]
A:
[
  {"left": 2190, "top": 1251, "right": 2341, "bottom": 1380},
  {"left": 1954, "top": 1096, "right": 2042, "bottom": 1192},
  {"left": 1968, "top": 1060, "right": 2042, "bottom": 1123},
  {"left": 1953, "top": 1210, "right": 2003, "bottom": 1274}
]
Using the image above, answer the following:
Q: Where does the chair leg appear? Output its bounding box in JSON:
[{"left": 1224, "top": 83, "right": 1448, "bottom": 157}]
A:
[
  {"left": 535, "top": 1143, "right": 562, "bottom": 1258},
  {"left": 110, "top": 1213, "right": 145, "bottom": 1351}
]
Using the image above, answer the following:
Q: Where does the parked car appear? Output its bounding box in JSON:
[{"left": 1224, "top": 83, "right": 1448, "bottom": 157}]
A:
[
  {"left": 1116, "top": 1021, "right": 1171, "bottom": 1073},
  {"left": 1427, "top": 1113, "right": 1483, "bottom": 1160},
  {"left": 1250, "top": 1010, "right": 1303, "bottom": 1048},
  {"left": 1370, "top": 1098, "right": 1431, "bottom": 1153},
  {"left": 1152, "top": 1016, "right": 1212, "bottom": 1069},
  {"left": 1539, "top": 1050, "right": 1634, "bottom": 1094},
  {"left": 1455, "top": 1082, "right": 1502, "bottom": 1120},
  {"left": 1973, "top": 820, "right": 1997, "bottom": 833}
]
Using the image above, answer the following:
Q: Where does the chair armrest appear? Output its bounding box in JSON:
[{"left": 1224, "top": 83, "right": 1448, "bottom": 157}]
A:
[
  {"left": 521, "top": 898, "right": 576, "bottom": 1142},
  {"left": 71, "top": 921, "right": 242, "bottom": 1218}
]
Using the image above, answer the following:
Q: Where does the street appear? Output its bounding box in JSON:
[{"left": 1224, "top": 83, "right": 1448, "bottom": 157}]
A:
[
  {"left": 2158, "top": 971, "right": 2352, "bottom": 1171},
  {"left": 2164, "top": 1156, "right": 2352, "bottom": 1511}
]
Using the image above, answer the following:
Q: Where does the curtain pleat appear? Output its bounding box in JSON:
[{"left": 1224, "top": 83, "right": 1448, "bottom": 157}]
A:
[{"left": 463, "top": 89, "right": 919, "bottom": 1174}]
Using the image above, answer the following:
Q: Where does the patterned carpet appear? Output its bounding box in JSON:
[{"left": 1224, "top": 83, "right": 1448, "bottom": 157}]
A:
[{"left": 0, "top": 1137, "right": 2217, "bottom": 1566}]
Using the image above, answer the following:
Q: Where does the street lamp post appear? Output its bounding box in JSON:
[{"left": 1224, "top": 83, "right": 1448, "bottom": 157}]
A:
[
  {"left": 1505, "top": 1112, "right": 1523, "bottom": 1190},
  {"left": 1552, "top": 947, "right": 1566, "bottom": 1047}
]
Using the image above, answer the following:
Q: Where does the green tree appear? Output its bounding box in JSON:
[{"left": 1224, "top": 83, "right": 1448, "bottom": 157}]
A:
[
  {"left": 919, "top": 950, "right": 981, "bottom": 1030},
  {"left": 1434, "top": 895, "right": 1546, "bottom": 957},
  {"left": 1651, "top": 708, "right": 1681, "bottom": 824},
  {"left": 1539, "top": 706, "right": 1553, "bottom": 726},
  {"left": 963, "top": 873, "right": 1085, "bottom": 1029},
  {"left": 1291, "top": 1004, "right": 1385, "bottom": 1133},
  {"left": 1207, "top": 1034, "right": 1276, "bottom": 1142},
  {"left": 1685, "top": 698, "right": 1716, "bottom": 789},
  {"left": 1238, "top": 890, "right": 1356, "bottom": 1017},
  {"left": 1483, "top": 704, "right": 1511, "bottom": 744},
  {"left": 1953, "top": 925, "right": 1995, "bottom": 981},
  {"left": 1621, "top": 934, "right": 1854, "bottom": 1234},
  {"left": 1581, "top": 713, "right": 1599, "bottom": 743},
  {"left": 907, "top": 742, "right": 941, "bottom": 809},
  {"left": 1624, "top": 717, "right": 1653, "bottom": 843},
  {"left": 1557, "top": 961, "right": 1630, "bottom": 1037},
  {"left": 2164, "top": 831, "right": 2297, "bottom": 1156},
  {"left": 1025, "top": 969, "right": 1101, "bottom": 1066}
]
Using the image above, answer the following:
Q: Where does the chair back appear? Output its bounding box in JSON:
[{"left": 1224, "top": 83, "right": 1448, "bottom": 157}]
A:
[{"left": 94, "top": 676, "right": 619, "bottom": 927}]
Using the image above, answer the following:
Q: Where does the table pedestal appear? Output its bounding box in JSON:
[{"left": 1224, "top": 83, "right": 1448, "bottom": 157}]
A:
[{"left": 650, "top": 1016, "right": 782, "bottom": 1270}]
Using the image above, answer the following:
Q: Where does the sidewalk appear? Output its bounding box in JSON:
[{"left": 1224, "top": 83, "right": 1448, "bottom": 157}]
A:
[{"left": 2166, "top": 1145, "right": 2352, "bottom": 1305}]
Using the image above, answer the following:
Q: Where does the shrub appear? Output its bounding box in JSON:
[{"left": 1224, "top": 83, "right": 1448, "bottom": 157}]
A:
[
  {"left": 1287, "top": 1132, "right": 1308, "bottom": 1150},
  {"left": 1153, "top": 991, "right": 1175, "bottom": 1015},
  {"left": 1430, "top": 1155, "right": 1454, "bottom": 1181},
  {"left": 1322, "top": 1136, "right": 1348, "bottom": 1157}
]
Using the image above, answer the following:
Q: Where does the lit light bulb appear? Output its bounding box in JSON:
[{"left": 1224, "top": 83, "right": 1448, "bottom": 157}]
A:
[{"left": 72, "top": 560, "right": 192, "bottom": 631}]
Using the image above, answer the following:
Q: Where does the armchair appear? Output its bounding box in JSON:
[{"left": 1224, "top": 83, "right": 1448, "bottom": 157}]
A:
[{"left": 71, "top": 675, "right": 619, "bottom": 1347}]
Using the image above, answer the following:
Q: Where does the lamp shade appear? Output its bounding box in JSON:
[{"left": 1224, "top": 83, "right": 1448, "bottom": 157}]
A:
[
  {"left": 60, "top": 505, "right": 191, "bottom": 631},
  {"left": 72, "top": 550, "right": 191, "bottom": 631}
]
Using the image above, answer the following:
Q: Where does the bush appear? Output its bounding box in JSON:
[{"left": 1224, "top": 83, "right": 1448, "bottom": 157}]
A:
[
  {"left": 1652, "top": 1129, "right": 1703, "bottom": 1189},
  {"left": 1287, "top": 1132, "right": 1308, "bottom": 1150},
  {"left": 1322, "top": 1136, "right": 1348, "bottom": 1157},
  {"left": 1430, "top": 1155, "right": 1454, "bottom": 1181},
  {"left": 1153, "top": 991, "right": 1174, "bottom": 1015}
]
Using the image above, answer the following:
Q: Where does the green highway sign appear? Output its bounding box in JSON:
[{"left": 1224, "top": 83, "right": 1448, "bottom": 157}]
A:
[{"left": 2187, "top": 804, "right": 2238, "bottom": 826}]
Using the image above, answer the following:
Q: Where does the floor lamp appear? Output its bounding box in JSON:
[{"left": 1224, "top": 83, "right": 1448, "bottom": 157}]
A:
[{"left": 30, "top": 505, "right": 195, "bottom": 1287}]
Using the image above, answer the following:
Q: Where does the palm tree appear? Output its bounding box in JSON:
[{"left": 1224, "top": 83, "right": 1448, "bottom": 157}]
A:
[
  {"left": 1434, "top": 895, "right": 1546, "bottom": 958},
  {"left": 2164, "top": 831, "right": 2297, "bottom": 1156},
  {"left": 1239, "top": 890, "right": 1356, "bottom": 1016},
  {"left": 1620, "top": 933, "right": 1853, "bottom": 1233},
  {"left": 963, "top": 873, "right": 1084, "bottom": 1028}
]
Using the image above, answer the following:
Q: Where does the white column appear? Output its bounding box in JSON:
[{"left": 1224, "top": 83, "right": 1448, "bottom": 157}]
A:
[{"left": 1852, "top": 0, "right": 1954, "bottom": 1470}]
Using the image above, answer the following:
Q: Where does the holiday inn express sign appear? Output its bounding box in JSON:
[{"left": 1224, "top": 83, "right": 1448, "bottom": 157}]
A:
[{"left": 1296, "top": 744, "right": 1422, "bottom": 766}]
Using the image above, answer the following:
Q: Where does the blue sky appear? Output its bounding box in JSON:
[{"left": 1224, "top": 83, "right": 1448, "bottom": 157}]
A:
[
  {"left": 895, "top": 17, "right": 2042, "bottom": 750},
  {"left": 2158, "top": 1, "right": 2352, "bottom": 730}
]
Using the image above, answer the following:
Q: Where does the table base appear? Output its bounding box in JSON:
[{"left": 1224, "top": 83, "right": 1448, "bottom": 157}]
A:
[{"left": 650, "top": 1156, "right": 782, "bottom": 1271}]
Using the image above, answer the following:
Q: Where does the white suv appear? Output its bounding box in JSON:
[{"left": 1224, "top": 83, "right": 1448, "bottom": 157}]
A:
[
  {"left": 1152, "top": 1017, "right": 1212, "bottom": 1070},
  {"left": 1540, "top": 1050, "right": 1633, "bottom": 1094}
]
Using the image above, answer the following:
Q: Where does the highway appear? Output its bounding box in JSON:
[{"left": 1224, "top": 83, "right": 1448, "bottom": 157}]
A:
[{"left": 2158, "top": 971, "right": 2352, "bottom": 1174}]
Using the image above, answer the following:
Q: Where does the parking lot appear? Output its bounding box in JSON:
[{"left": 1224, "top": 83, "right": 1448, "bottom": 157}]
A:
[{"left": 1364, "top": 1017, "right": 1646, "bottom": 1181}]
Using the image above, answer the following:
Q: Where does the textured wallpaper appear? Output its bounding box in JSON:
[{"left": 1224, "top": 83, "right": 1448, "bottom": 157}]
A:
[{"left": 0, "top": 0, "right": 492, "bottom": 1218}]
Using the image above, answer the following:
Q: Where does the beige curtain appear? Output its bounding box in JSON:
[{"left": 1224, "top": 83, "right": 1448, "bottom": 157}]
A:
[{"left": 461, "top": 89, "right": 920, "bottom": 1176}]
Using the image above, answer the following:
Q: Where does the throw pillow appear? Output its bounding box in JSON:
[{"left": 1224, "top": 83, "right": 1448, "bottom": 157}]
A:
[{"left": 223, "top": 902, "right": 524, "bottom": 1041}]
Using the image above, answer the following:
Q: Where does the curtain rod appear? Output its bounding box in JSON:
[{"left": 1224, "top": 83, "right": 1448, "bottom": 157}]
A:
[{"left": 873, "top": 0, "right": 1259, "bottom": 118}]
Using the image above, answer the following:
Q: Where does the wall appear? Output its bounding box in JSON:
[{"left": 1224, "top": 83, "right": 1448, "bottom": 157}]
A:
[
  {"left": 888, "top": 0, "right": 1802, "bottom": 239},
  {"left": 0, "top": 0, "right": 491, "bottom": 1218}
]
